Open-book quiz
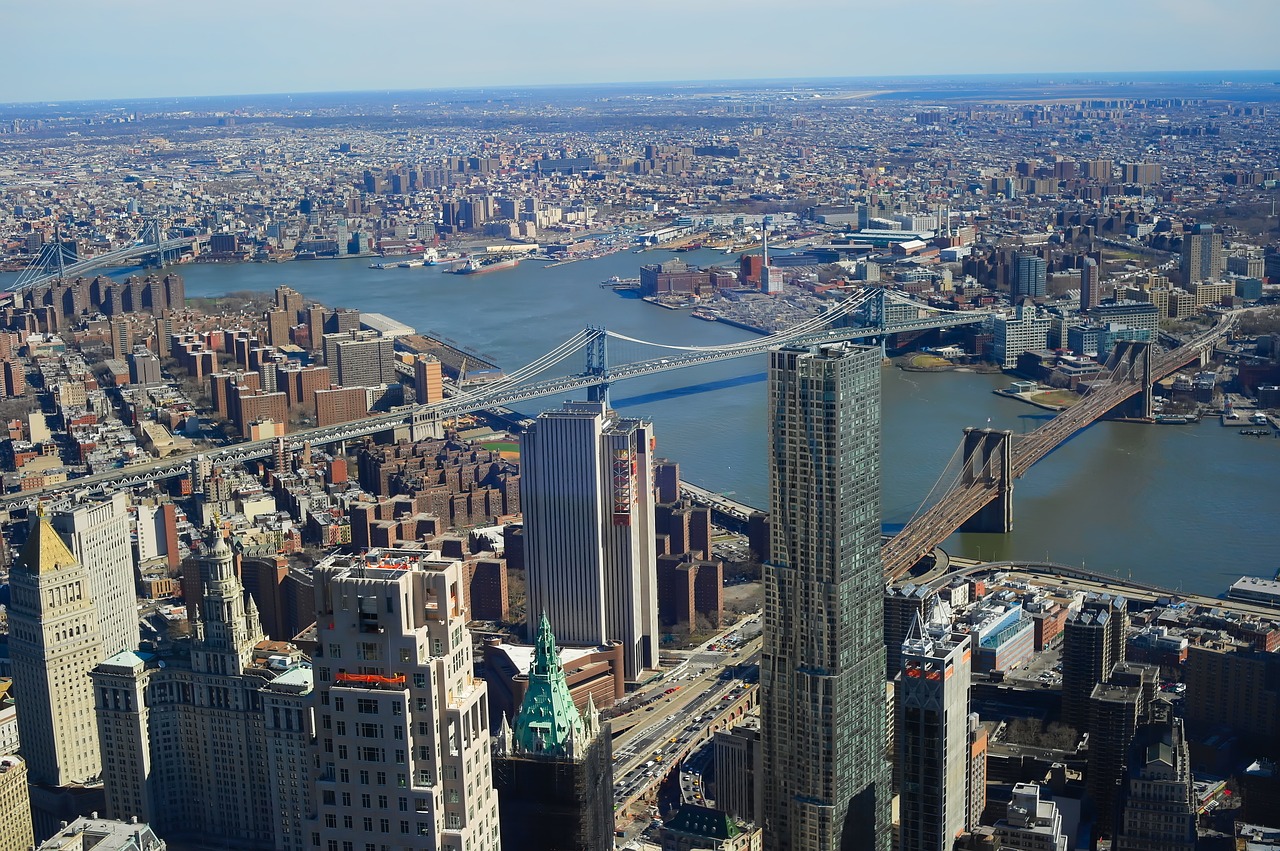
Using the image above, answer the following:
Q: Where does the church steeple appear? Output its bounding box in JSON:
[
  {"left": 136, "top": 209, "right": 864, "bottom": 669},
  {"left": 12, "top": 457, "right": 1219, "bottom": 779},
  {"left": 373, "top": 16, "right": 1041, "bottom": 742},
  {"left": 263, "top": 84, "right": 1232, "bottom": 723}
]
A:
[{"left": 512, "top": 614, "right": 588, "bottom": 759}]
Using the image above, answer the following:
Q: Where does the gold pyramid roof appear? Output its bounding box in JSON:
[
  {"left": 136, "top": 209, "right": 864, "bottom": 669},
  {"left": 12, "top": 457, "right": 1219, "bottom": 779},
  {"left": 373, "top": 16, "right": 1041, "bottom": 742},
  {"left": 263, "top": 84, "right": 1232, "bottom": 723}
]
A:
[{"left": 17, "top": 516, "right": 79, "bottom": 575}]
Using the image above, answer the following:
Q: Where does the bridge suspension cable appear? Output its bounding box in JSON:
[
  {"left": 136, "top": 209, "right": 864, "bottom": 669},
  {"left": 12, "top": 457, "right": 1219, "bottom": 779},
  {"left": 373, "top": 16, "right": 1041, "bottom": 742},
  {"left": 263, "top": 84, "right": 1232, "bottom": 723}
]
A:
[
  {"left": 432, "top": 328, "right": 601, "bottom": 412},
  {"left": 882, "top": 312, "right": 1237, "bottom": 579},
  {"left": 895, "top": 438, "right": 967, "bottom": 532}
]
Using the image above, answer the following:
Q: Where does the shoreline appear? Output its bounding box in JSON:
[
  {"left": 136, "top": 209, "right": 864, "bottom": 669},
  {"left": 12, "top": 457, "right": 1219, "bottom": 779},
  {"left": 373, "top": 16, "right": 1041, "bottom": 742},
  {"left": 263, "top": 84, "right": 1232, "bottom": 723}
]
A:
[{"left": 992, "top": 387, "right": 1067, "bottom": 412}]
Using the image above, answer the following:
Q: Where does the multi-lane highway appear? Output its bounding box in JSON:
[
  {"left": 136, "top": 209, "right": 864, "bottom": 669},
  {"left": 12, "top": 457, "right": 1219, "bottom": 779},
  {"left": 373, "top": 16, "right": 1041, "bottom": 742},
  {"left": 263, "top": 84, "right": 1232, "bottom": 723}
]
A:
[{"left": 608, "top": 619, "right": 762, "bottom": 835}]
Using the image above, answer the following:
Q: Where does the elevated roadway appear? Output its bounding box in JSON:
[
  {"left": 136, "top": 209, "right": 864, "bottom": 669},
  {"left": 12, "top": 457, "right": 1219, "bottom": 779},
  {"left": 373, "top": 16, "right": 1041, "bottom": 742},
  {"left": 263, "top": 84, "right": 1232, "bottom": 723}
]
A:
[
  {"left": 10, "top": 235, "right": 201, "bottom": 292},
  {"left": 1, "top": 292, "right": 994, "bottom": 509},
  {"left": 880, "top": 314, "right": 1238, "bottom": 579}
]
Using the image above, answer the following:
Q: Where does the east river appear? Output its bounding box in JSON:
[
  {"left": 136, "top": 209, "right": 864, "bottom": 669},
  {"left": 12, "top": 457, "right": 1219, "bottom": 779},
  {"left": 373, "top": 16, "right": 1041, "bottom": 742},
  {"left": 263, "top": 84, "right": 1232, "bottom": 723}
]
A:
[{"left": 39, "top": 250, "right": 1280, "bottom": 594}]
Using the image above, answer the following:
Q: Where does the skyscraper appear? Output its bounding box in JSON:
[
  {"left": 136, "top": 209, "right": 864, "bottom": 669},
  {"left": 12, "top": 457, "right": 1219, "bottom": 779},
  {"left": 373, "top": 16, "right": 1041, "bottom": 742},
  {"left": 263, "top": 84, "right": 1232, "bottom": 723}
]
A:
[
  {"left": 1061, "top": 594, "right": 1128, "bottom": 731},
  {"left": 520, "top": 400, "right": 658, "bottom": 680},
  {"left": 492, "top": 614, "right": 614, "bottom": 851},
  {"left": 1113, "top": 711, "right": 1195, "bottom": 851},
  {"left": 311, "top": 548, "right": 501, "bottom": 851},
  {"left": 48, "top": 492, "right": 138, "bottom": 659},
  {"left": 1081, "top": 256, "right": 1100, "bottom": 313},
  {"left": 896, "top": 605, "right": 980, "bottom": 851},
  {"left": 8, "top": 512, "right": 105, "bottom": 787},
  {"left": 92, "top": 527, "right": 297, "bottom": 849},
  {"left": 1180, "top": 223, "right": 1223, "bottom": 284},
  {"left": 1013, "top": 254, "right": 1047, "bottom": 300},
  {"left": 761, "top": 343, "right": 891, "bottom": 851},
  {"left": 0, "top": 756, "right": 34, "bottom": 851}
]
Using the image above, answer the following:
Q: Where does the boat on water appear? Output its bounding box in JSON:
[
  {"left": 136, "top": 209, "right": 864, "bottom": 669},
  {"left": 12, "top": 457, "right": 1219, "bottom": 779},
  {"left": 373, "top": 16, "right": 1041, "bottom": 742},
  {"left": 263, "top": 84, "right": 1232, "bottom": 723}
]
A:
[
  {"left": 453, "top": 255, "right": 520, "bottom": 275},
  {"left": 423, "top": 248, "right": 462, "bottom": 266}
]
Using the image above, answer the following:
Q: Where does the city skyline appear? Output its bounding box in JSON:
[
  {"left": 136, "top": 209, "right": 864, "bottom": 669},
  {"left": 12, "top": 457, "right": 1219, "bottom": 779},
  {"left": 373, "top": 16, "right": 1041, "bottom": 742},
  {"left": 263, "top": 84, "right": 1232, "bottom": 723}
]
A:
[
  {"left": 1, "top": 0, "right": 1277, "bottom": 103},
  {"left": 0, "top": 37, "right": 1278, "bottom": 847}
]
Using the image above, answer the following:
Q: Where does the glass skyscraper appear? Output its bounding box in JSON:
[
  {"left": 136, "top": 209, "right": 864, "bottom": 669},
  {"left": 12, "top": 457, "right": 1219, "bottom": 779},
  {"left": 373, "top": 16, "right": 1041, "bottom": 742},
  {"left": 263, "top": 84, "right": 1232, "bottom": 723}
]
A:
[{"left": 761, "top": 343, "right": 891, "bottom": 851}]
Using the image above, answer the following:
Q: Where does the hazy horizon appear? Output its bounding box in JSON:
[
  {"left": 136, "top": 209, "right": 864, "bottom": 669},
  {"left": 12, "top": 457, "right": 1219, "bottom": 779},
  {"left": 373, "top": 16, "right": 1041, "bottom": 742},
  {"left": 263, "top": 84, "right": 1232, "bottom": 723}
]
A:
[
  {"left": 4, "top": 69, "right": 1279, "bottom": 111},
  {"left": 4, "top": 0, "right": 1277, "bottom": 103}
]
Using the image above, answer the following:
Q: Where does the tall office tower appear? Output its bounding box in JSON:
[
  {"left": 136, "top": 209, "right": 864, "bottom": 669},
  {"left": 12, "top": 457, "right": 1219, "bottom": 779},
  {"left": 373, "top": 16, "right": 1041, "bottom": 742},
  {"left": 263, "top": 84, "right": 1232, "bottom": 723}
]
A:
[
  {"left": 965, "top": 714, "right": 989, "bottom": 829},
  {"left": 492, "top": 614, "right": 614, "bottom": 851},
  {"left": 1081, "top": 256, "right": 1101, "bottom": 313},
  {"left": 1113, "top": 712, "right": 1195, "bottom": 851},
  {"left": 49, "top": 492, "right": 138, "bottom": 658},
  {"left": 897, "top": 605, "right": 979, "bottom": 851},
  {"left": 1061, "top": 594, "right": 1128, "bottom": 730},
  {"left": 92, "top": 528, "right": 287, "bottom": 849},
  {"left": 0, "top": 756, "right": 35, "bottom": 851},
  {"left": 1087, "top": 676, "right": 1149, "bottom": 840},
  {"left": 994, "top": 783, "right": 1069, "bottom": 851},
  {"left": 1013, "top": 254, "right": 1047, "bottom": 300},
  {"left": 111, "top": 317, "right": 132, "bottom": 360},
  {"left": 761, "top": 343, "right": 891, "bottom": 851},
  {"left": 8, "top": 513, "right": 105, "bottom": 787},
  {"left": 1180, "top": 223, "right": 1224, "bottom": 284},
  {"left": 261, "top": 665, "right": 317, "bottom": 851},
  {"left": 520, "top": 400, "right": 658, "bottom": 680},
  {"left": 311, "top": 549, "right": 501, "bottom": 851},
  {"left": 715, "top": 715, "right": 763, "bottom": 824}
]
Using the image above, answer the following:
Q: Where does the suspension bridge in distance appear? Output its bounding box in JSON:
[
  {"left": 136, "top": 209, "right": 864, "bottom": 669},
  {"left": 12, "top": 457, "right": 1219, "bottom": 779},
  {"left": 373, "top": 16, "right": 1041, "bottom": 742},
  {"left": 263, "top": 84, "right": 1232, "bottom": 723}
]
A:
[
  {"left": 0, "top": 289, "right": 1235, "bottom": 581},
  {"left": 879, "top": 313, "right": 1238, "bottom": 579},
  {"left": 0, "top": 287, "right": 988, "bottom": 509},
  {"left": 8, "top": 218, "right": 203, "bottom": 292}
]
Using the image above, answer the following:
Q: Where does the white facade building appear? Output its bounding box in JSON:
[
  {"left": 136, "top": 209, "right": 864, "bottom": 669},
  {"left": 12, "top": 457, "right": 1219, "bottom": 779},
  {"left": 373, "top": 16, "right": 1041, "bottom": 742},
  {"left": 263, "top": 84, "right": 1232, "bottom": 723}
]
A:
[
  {"left": 520, "top": 401, "right": 658, "bottom": 680},
  {"left": 897, "top": 606, "right": 979, "bottom": 851},
  {"left": 8, "top": 514, "right": 105, "bottom": 786},
  {"left": 312, "top": 549, "right": 502, "bottom": 851},
  {"left": 994, "top": 301, "right": 1052, "bottom": 369},
  {"left": 994, "top": 783, "right": 1069, "bottom": 851},
  {"left": 92, "top": 529, "right": 304, "bottom": 850},
  {"left": 49, "top": 492, "right": 138, "bottom": 659}
]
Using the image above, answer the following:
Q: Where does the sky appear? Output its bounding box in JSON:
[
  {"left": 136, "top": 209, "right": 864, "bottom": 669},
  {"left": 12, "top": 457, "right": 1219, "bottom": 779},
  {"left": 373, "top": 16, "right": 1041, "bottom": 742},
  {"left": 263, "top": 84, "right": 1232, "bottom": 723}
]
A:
[{"left": 4, "top": 0, "right": 1278, "bottom": 103}]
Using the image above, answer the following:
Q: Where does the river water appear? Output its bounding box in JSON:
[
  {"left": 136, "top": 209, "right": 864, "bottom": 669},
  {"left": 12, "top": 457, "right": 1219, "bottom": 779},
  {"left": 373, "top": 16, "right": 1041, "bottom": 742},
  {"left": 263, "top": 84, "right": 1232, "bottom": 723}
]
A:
[{"left": 18, "top": 250, "right": 1278, "bottom": 594}]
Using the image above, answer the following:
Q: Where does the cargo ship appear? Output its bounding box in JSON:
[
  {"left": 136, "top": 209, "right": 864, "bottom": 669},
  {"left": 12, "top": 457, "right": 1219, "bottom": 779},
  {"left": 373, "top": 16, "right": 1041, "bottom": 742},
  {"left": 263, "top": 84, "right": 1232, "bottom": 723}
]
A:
[{"left": 453, "top": 255, "right": 520, "bottom": 275}]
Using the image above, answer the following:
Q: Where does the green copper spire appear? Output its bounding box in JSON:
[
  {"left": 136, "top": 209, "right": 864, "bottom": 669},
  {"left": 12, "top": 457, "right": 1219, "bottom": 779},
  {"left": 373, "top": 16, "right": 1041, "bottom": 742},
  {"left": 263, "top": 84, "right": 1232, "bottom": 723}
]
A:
[{"left": 512, "top": 613, "right": 586, "bottom": 759}]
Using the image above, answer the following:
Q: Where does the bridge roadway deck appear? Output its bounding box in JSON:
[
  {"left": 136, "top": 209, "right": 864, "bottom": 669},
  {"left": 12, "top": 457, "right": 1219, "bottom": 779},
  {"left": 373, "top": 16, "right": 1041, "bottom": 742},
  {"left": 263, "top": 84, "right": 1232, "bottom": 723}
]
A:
[
  {"left": 11, "top": 237, "right": 198, "bottom": 291},
  {"left": 676, "top": 482, "right": 760, "bottom": 522},
  {"left": 0, "top": 314, "right": 985, "bottom": 508},
  {"left": 881, "top": 316, "right": 1236, "bottom": 579}
]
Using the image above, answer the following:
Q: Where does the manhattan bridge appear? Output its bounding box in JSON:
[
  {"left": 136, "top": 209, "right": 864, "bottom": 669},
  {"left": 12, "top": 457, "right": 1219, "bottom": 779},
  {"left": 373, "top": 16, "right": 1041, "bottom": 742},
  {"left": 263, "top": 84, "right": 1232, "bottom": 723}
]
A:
[{"left": 0, "top": 282, "right": 1234, "bottom": 577}]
